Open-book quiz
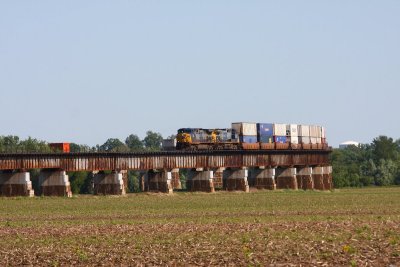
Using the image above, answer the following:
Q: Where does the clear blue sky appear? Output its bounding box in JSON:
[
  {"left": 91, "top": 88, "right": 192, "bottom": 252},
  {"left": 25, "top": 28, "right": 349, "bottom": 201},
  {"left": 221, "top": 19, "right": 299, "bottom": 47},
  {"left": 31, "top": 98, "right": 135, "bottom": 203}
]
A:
[{"left": 1, "top": 1, "right": 399, "bottom": 147}]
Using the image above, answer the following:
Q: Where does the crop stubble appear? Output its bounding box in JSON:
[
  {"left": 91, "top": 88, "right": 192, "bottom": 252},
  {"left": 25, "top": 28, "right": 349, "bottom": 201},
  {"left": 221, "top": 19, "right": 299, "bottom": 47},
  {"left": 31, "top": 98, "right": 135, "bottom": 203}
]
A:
[{"left": 0, "top": 188, "right": 399, "bottom": 266}]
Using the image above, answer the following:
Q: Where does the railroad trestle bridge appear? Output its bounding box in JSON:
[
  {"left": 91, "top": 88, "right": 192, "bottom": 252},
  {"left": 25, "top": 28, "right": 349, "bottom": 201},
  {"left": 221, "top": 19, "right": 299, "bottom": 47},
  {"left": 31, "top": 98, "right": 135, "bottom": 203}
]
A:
[{"left": 0, "top": 149, "right": 332, "bottom": 197}]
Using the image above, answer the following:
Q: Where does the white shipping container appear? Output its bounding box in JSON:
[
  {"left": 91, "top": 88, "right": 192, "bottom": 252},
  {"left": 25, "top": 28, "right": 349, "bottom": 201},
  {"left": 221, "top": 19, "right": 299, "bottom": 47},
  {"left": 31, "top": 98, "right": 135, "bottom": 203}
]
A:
[
  {"left": 316, "top": 137, "right": 322, "bottom": 144},
  {"left": 309, "top": 125, "right": 321, "bottom": 137},
  {"left": 321, "top": 127, "right": 326, "bottom": 138},
  {"left": 289, "top": 136, "right": 299, "bottom": 144},
  {"left": 231, "top": 122, "right": 257, "bottom": 136},
  {"left": 286, "top": 124, "right": 298, "bottom": 136},
  {"left": 316, "top": 126, "right": 322, "bottom": 138},
  {"left": 299, "top": 136, "right": 311, "bottom": 144},
  {"left": 273, "top": 123, "right": 286, "bottom": 136},
  {"left": 310, "top": 137, "right": 318, "bottom": 144},
  {"left": 298, "top": 125, "right": 310, "bottom": 137}
]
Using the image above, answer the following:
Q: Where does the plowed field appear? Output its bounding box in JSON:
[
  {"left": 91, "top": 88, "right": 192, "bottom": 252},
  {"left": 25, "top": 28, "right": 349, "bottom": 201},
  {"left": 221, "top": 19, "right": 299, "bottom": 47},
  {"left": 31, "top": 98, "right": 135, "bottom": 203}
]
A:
[{"left": 1, "top": 188, "right": 400, "bottom": 266}]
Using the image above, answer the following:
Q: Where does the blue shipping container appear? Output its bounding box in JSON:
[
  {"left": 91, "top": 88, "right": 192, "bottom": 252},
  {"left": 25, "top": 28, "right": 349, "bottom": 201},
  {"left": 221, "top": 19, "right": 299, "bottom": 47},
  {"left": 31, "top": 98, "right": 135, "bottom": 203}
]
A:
[
  {"left": 257, "top": 123, "right": 274, "bottom": 136},
  {"left": 239, "top": 135, "right": 258, "bottom": 143},
  {"left": 274, "top": 136, "right": 287, "bottom": 143},
  {"left": 259, "top": 135, "right": 274, "bottom": 143}
]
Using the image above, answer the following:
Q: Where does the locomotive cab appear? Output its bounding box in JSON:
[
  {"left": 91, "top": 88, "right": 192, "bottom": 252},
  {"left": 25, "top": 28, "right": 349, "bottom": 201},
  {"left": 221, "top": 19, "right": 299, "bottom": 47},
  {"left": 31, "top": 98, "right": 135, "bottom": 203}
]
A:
[{"left": 176, "top": 128, "right": 194, "bottom": 149}]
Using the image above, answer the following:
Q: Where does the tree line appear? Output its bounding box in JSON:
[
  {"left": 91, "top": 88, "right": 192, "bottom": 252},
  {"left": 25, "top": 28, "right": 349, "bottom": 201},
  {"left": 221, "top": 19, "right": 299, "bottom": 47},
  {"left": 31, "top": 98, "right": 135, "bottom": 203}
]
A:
[
  {"left": 1, "top": 133, "right": 400, "bottom": 191},
  {"left": 331, "top": 136, "right": 400, "bottom": 187},
  {"left": 0, "top": 131, "right": 165, "bottom": 153}
]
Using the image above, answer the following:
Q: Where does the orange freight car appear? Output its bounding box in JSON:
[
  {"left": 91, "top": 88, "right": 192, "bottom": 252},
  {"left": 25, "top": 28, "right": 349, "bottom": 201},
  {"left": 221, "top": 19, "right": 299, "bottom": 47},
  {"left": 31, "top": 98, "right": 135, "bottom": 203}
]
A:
[{"left": 49, "top": 143, "right": 70, "bottom": 153}]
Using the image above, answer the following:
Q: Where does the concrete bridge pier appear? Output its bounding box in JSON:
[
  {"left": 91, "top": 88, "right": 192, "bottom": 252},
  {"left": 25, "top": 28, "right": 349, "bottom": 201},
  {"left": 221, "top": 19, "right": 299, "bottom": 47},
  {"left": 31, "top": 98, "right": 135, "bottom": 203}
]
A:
[
  {"left": 296, "top": 167, "right": 314, "bottom": 190},
  {"left": 93, "top": 171, "right": 126, "bottom": 195},
  {"left": 223, "top": 168, "right": 249, "bottom": 192},
  {"left": 146, "top": 170, "right": 173, "bottom": 194},
  {"left": 0, "top": 171, "right": 34, "bottom": 197},
  {"left": 312, "top": 167, "right": 325, "bottom": 190},
  {"left": 170, "top": 168, "right": 182, "bottom": 189},
  {"left": 276, "top": 168, "right": 298, "bottom": 190},
  {"left": 213, "top": 167, "right": 224, "bottom": 189},
  {"left": 39, "top": 169, "right": 72, "bottom": 197},
  {"left": 323, "top": 166, "right": 333, "bottom": 190},
  {"left": 249, "top": 167, "right": 276, "bottom": 190},
  {"left": 187, "top": 168, "right": 215, "bottom": 193}
]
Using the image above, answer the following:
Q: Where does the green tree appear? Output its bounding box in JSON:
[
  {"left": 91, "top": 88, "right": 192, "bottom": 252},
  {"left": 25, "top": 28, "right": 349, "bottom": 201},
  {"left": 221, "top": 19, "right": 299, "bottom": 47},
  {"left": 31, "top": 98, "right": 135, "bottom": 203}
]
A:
[
  {"left": 125, "top": 134, "right": 144, "bottom": 151},
  {"left": 99, "top": 138, "right": 129, "bottom": 152},
  {"left": 359, "top": 159, "right": 375, "bottom": 186},
  {"left": 69, "top": 172, "right": 88, "bottom": 194},
  {"left": 371, "top": 136, "right": 399, "bottom": 162},
  {"left": 373, "top": 159, "right": 397, "bottom": 186},
  {"left": 70, "top": 143, "right": 81, "bottom": 153},
  {"left": 127, "top": 171, "right": 140, "bottom": 192},
  {"left": 0, "top": 136, "right": 20, "bottom": 152},
  {"left": 330, "top": 147, "right": 365, "bottom": 187},
  {"left": 143, "top": 131, "right": 163, "bottom": 151},
  {"left": 70, "top": 143, "right": 94, "bottom": 153},
  {"left": 167, "top": 134, "right": 176, "bottom": 140}
]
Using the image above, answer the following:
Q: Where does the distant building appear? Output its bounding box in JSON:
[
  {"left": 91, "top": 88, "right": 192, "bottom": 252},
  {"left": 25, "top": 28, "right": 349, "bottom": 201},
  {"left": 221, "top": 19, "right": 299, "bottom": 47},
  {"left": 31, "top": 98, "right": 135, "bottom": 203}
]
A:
[{"left": 339, "top": 141, "right": 360, "bottom": 149}]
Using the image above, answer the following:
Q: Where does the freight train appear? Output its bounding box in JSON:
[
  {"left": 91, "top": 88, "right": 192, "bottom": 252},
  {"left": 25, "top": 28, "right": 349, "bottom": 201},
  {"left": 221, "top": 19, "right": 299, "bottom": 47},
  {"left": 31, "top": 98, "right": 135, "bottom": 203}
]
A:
[{"left": 172, "top": 122, "right": 328, "bottom": 151}]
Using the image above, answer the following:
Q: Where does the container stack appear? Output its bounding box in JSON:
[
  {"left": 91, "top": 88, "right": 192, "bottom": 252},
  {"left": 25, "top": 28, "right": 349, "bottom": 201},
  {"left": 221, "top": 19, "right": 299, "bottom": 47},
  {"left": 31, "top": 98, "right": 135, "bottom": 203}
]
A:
[
  {"left": 257, "top": 123, "right": 273, "bottom": 142},
  {"left": 298, "top": 125, "right": 311, "bottom": 149},
  {"left": 273, "top": 123, "right": 289, "bottom": 149},
  {"left": 231, "top": 122, "right": 259, "bottom": 149},
  {"left": 321, "top": 127, "right": 327, "bottom": 145},
  {"left": 309, "top": 125, "right": 322, "bottom": 149},
  {"left": 286, "top": 124, "right": 299, "bottom": 148},
  {"left": 257, "top": 123, "right": 274, "bottom": 149}
]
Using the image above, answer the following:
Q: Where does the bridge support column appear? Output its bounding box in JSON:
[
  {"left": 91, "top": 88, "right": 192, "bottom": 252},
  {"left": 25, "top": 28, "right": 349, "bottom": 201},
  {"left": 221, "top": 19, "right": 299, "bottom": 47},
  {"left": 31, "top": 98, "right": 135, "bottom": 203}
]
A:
[
  {"left": 323, "top": 166, "right": 333, "bottom": 190},
  {"left": 171, "top": 169, "right": 182, "bottom": 189},
  {"left": 39, "top": 170, "right": 72, "bottom": 197},
  {"left": 223, "top": 168, "right": 249, "bottom": 192},
  {"left": 296, "top": 167, "right": 314, "bottom": 190},
  {"left": 187, "top": 168, "right": 215, "bottom": 193},
  {"left": 312, "top": 167, "right": 325, "bottom": 190},
  {"left": 276, "top": 168, "right": 298, "bottom": 190},
  {"left": 213, "top": 167, "right": 224, "bottom": 189},
  {"left": 147, "top": 170, "right": 173, "bottom": 194},
  {"left": 139, "top": 171, "right": 147, "bottom": 192},
  {"left": 93, "top": 171, "right": 126, "bottom": 195},
  {"left": 121, "top": 170, "right": 128, "bottom": 193},
  {"left": 249, "top": 167, "right": 276, "bottom": 190},
  {"left": 0, "top": 171, "right": 34, "bottom": 197}
]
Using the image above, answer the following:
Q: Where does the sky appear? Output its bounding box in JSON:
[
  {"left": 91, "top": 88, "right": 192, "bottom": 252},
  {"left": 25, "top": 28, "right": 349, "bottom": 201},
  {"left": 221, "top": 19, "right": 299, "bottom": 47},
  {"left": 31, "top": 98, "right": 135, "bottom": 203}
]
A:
[{"left": 0, "top": 1, "right": 399, "bottom": 147}]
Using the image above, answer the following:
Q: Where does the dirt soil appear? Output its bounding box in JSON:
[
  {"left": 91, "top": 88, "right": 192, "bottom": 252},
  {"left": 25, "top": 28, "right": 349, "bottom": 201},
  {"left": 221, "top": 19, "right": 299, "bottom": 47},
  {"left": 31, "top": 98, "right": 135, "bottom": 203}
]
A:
[{"left": 0, "top": 187, "right": 399, "bottom": 266}]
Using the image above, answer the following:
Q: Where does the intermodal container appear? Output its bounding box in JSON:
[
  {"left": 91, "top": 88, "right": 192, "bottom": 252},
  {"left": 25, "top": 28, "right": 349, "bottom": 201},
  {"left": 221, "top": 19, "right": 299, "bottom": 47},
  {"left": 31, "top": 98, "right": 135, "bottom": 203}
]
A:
[
  {"left": 274, "top": 136, "right": 287, "bottom": 144},
  {"left": 310, "top": 137, "right": 319, "bottom": 144},
  {"left": 239, "top": 135, "right": 258, "bottom": 143},
  {"left": 309, "top": 125, "right": 321, "bottom": 137},
  {"left": 299, "top": 136, "right": 311, "bottom": 144},
  {"left": 231, "top": 122, "right": 257, "bottom": 136},
  {"left": 298, "top": 125, "right": 310, "bottom": 137},
  {"left": 321, "top": 127, "right": 326, "bottom": 138},
  {"left": 162, "top": 139, "right": 177, "bottom": 150},
  {"left": 273, "top": 124, "right": 286, "bottom": 136},
  {"left": 49, "top": 143, "right": 70, "bottom": 153},
  {"left": 286, "top": 124, "right": 298, "bottom": 136},
  {"left": 288, "top": 136, "right": 299, "bottom": 144},
  {"left": 259, "top": 135, "right": 273, "bottom": 143},
  {"left": 257, "top": 123, "right": 273, "bottom": 136}
]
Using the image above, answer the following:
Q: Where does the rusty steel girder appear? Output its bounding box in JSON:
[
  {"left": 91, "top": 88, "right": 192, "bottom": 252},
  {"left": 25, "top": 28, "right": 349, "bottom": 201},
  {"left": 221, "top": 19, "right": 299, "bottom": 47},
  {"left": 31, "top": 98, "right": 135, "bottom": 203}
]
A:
[{"left": 0, "top": 150, "right": 331, "bottom": 172}]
